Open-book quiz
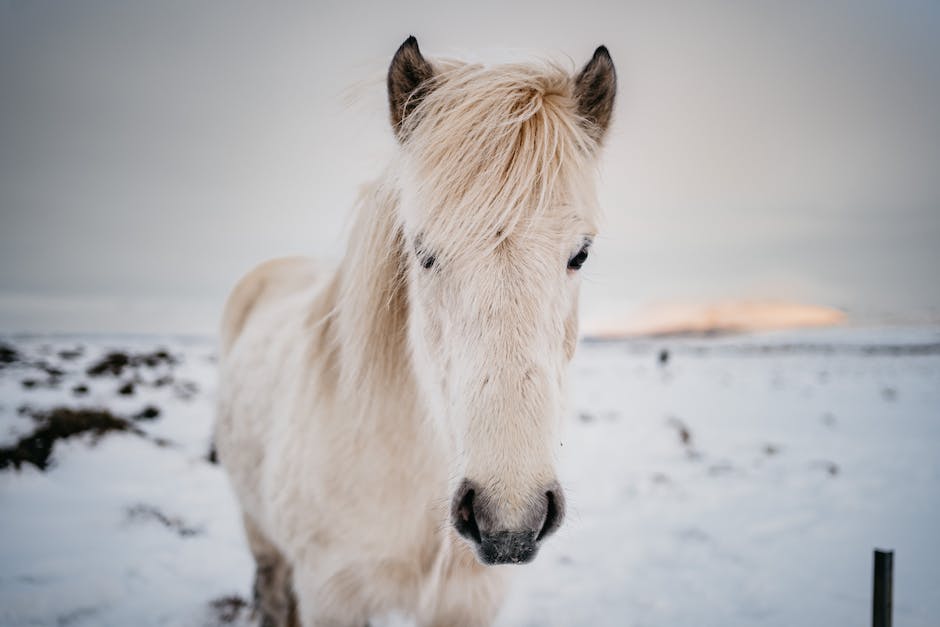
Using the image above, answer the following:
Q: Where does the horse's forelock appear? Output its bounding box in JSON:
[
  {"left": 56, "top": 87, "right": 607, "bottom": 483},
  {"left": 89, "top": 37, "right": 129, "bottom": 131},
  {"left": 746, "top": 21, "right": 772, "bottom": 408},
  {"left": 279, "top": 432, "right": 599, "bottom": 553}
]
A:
[{"left": 398, "top": 61, "right": 600, "bottom": 260}]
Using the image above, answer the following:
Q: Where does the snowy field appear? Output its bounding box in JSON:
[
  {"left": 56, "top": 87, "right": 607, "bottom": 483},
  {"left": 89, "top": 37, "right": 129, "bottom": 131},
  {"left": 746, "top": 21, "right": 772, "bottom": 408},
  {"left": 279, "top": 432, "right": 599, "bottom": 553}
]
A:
[{"left": 0, "top": 327, "right": 938, "bottom": 626}]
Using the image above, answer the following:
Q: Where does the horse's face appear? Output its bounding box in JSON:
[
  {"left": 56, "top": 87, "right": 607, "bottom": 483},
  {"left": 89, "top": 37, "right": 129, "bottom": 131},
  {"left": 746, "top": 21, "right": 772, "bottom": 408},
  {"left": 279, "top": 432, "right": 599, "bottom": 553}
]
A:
[
  {"left": 389, "top": 38, "right": 615, "bottom": 565},
  {"left": 403, "top": 210, "right": 589, "bottom": 565}
]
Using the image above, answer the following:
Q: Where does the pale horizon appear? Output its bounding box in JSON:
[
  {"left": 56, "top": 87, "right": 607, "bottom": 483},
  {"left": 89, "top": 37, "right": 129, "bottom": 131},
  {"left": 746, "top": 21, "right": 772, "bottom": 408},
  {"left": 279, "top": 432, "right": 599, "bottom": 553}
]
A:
[{"left": 2, "top": 1, "right": 939, "bottom": 334}]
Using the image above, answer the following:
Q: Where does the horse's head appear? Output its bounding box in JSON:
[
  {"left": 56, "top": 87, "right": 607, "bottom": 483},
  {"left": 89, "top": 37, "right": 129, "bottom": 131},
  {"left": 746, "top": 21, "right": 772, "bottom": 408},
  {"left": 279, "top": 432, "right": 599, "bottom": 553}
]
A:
[{"left": 387, "top": 37, "right": 615, "bottom": 565}]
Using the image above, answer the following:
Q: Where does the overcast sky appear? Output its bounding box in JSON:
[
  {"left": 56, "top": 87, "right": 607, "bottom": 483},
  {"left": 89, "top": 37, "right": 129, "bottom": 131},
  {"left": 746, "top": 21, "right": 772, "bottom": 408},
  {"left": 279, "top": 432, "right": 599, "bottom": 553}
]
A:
[{"left": 1, "top": 0, "right": 939, "bottom": 333}]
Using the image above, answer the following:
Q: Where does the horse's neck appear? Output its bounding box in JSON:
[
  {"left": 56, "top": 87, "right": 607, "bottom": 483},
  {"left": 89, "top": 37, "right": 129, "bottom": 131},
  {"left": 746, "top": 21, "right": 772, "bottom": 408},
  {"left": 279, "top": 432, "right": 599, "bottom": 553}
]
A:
[{"left": 330, "top": 177, "right": 417, "bottom": 415}]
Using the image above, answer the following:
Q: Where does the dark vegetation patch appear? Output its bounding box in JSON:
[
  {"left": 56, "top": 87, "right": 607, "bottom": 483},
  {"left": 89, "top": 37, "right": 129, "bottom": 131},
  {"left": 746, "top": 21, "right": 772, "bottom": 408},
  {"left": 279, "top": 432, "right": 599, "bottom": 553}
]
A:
[
  {"left": 0, "top": 407, "right": 143, "bottom": 471},
  {"left": 650, "top": 472, "right": 671, "bottom": 484},
  {"left": 133, "top": 405, "right": 160, "bottom": 421},
  {"left": 86, "top": 352, "right": 130, "bottom": 377},
  {"left": 39, "top": 363, "right": 66, "bottom": 378},
  {"left": 707, "top": 461, "right": 735, "bottom": 476},
  {"left": 588, "top": 338, "right": 940, "bottom": 358},
  {"left": 174, "top": 380, "right": 199, "bottom": 401},
  {"left": 208, "top": 595, "right": 251, "bottom": 624},
  {"left": 72, "top": 384, "right": 89, "bottom": 397},
  {"left": 126, "top": 503, "right": 204, "bottom": 537},
  {"left": 677, "top": 527, "right": 710, "bottom": 543},
  {"left": 0, "top": 343, "right": 20, "bottom": 368},
  {"left": 56, "top": 605, "right": 99, "bottom": 626},
  {"left": 667, "top": 416, "right": 702, "bottom": 461},
  {"left": 19, "top": 361, "right": 66, "bottom": 390},
  {"left": 118, "top": 381, "right": 135, "bottom": 396},
  {"left": 860, "top": 343, "right": 940, "bottom": 356},
  {"left": 86, "top": 349, "right": 176, "bottom": 378},
  {"left": 667, "top": 416, "right": 692, "bottom": 446},
  {"left": 812, "top": 460, "right": 839, "bottom": 476},
  {"left": 0, "top": 403, "right": 168, "bottom": 472},
  {"left": 57, "top": 346, "right": 84, "bottom": 361},
  {"left": 763, "top": 443, "right": 780, "bottom": 456},
  {"left": 2, "top": 342, "right": 69, "bottom": 386}
]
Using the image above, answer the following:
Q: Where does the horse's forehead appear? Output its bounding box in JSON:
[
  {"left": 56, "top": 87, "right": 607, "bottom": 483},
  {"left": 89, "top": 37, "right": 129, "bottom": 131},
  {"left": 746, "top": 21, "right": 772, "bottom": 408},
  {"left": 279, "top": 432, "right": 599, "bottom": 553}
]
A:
[{"left": 403, "top": 178, "right": 591, "bottom": 230}]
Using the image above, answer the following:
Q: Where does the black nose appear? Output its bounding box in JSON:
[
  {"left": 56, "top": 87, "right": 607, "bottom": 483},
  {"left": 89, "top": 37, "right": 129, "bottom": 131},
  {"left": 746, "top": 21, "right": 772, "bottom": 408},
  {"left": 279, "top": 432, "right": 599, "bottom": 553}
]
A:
[{"left": 451, "top": 479, "right": 565, "bottom": 565}]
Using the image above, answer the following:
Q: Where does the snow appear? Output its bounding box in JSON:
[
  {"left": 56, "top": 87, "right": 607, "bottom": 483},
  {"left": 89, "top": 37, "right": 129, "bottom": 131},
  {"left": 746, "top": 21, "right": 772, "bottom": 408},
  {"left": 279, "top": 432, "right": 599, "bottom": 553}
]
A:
[{"left": 0, "top": 327, "right": 938, "bottom": 626}]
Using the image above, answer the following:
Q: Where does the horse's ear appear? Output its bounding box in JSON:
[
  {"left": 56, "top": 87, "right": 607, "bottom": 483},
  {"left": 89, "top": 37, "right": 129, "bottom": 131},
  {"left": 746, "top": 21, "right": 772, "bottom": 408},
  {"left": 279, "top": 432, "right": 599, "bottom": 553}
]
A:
[
  {"left": 574, "top": 46, "right": 617, "bottom": 145},
  {"left": 388, "top": 36, "right": 435, "bottom": 142}
]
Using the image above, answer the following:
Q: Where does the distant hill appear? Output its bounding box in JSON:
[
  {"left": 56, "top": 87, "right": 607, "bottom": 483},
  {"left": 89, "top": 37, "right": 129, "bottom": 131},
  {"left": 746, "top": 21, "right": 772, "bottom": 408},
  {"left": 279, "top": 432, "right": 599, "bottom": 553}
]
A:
[{"left": 583, "top": 300, "right": 846, "bottom": 339}]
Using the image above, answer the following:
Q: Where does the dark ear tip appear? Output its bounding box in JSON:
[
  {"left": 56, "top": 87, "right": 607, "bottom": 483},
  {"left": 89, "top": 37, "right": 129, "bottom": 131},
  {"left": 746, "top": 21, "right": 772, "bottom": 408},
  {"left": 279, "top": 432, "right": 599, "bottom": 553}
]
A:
[
  {"left": 575, "top": 45, "right": 617, "bottom": 144},
  {"left": 592, "top": 45, "right": 613, "bottom": 64},
  {"left": 399, "top": 35, "right": 420, "bottom": 52}
]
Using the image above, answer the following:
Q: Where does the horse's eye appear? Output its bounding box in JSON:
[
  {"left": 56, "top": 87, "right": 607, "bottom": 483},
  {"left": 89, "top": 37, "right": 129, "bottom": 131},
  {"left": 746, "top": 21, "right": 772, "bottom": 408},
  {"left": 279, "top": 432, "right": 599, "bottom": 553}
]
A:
[
  {"left": 413, "top": 234, "right": 435, "bottom": 270},
  {"left": 567, "top": 246, "right": 589, "bottom": 271}
]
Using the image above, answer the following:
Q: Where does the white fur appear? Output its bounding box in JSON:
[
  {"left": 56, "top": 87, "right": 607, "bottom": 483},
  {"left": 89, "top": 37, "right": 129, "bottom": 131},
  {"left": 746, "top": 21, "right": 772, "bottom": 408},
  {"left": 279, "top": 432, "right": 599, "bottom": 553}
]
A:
[{"left": 215, "top": 55, "right": 606, "bottom": 626}]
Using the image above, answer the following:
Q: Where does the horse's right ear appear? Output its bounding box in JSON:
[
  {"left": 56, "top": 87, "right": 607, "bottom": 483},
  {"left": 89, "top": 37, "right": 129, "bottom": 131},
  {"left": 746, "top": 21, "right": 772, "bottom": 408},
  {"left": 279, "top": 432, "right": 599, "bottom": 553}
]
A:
[
  {"left": 574, "top": 45, "right": 617, "bottom": 145},
  {"left": 388, "top": 36, "right": 435, "bottom": 142}
]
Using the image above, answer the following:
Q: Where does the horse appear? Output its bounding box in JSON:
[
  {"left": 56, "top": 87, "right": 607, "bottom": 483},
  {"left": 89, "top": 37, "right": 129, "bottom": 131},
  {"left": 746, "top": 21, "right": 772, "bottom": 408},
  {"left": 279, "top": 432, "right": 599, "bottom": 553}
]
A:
[{"left": 214, "top": 36, "right": 616, "bottom": 627}]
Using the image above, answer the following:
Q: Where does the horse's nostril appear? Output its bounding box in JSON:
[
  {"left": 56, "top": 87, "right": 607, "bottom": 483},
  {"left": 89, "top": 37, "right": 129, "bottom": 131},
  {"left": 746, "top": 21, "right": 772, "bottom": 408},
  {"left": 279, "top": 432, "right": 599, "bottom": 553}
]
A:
[
  {"left": 458, "top": 498, "right": 472, "bottom": 522},
  {"left": 537, "top": 490, "right": 564, "bottom": 541},
  {"left": 452, "top": 484, "right": 482, "bottom": 544}
]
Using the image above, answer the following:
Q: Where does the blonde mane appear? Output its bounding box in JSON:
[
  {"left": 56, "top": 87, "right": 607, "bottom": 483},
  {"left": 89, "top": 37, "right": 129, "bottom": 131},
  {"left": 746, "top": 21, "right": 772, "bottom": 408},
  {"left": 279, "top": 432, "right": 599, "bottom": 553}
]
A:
[
  {"left": 330, "top": 60, "right": 602, "bottom": 393},
  {"left": 401, "top": 60, "right": 601, "bottom": 259}
]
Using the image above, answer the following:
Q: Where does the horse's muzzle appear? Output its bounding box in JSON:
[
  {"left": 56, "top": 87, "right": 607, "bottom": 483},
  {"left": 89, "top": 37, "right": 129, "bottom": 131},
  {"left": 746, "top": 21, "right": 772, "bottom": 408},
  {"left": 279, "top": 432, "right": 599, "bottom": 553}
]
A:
[
  {"left": 451, "top": 478, "right": 565, "bottom": 565},
  {"left": 478, "top": 530, "right": 539, "bottom": 564}
]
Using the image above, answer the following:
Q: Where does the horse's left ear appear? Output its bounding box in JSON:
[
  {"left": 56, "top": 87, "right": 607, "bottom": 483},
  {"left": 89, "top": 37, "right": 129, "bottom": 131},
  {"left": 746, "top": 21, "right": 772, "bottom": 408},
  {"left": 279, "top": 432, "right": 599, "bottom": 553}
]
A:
[
  {"left": 388, "top": 36, "right": 435, "bottom": 142},
  {"left": 574, "top": 46, "right": 617, "bottom": 145}
]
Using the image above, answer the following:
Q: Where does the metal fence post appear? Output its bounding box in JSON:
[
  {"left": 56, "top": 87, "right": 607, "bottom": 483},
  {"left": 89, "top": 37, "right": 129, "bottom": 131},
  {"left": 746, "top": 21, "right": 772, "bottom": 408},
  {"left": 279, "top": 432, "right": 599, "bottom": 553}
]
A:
[{"left": 873, "top": 549, "right": 893, "bottom": 627}]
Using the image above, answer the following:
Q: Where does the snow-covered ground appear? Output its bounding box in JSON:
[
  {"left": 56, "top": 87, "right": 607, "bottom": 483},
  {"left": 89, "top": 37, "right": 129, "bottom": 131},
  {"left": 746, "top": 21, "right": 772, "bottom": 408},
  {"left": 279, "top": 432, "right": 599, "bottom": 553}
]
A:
[{"left": 0, "top": 327, "right": 938, "bottom": 626}]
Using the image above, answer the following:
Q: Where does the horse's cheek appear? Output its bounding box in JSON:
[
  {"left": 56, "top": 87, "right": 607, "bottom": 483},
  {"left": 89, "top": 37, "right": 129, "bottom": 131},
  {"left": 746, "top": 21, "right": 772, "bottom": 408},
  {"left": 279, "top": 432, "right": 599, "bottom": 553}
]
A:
[{"left": 564, "top": 308, "right": 579, "bottom": 362}]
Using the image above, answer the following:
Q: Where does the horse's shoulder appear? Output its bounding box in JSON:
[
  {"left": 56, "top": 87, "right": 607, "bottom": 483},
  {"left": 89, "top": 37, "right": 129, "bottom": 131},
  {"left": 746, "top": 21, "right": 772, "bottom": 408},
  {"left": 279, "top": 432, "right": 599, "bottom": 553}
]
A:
[{"left": 220, "top": 256, "right": 322, "bottom": 353}]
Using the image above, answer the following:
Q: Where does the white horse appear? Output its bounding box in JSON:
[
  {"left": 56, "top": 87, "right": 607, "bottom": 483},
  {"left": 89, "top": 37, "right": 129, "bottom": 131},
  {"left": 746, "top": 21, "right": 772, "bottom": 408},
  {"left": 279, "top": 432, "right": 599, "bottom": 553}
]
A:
[{"left": 215, "top": 36, "right": 616, "bottom": 627}]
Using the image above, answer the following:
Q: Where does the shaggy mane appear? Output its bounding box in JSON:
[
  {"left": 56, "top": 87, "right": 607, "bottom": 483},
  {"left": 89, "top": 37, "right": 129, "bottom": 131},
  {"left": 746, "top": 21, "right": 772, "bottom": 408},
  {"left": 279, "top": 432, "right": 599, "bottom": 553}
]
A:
[
  {"left": 332, "top": 59, "right": 601, "bottom": 393},
  {"left": 400, "top": 60, "right": 600, "bottom": 259}
]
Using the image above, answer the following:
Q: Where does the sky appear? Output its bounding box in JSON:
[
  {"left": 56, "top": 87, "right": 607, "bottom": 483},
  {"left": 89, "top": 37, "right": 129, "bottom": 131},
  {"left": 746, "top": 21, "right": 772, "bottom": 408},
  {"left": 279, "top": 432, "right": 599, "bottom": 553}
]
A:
[{"left": 1, "top": 0, "right": 939, "bottom": 333}]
